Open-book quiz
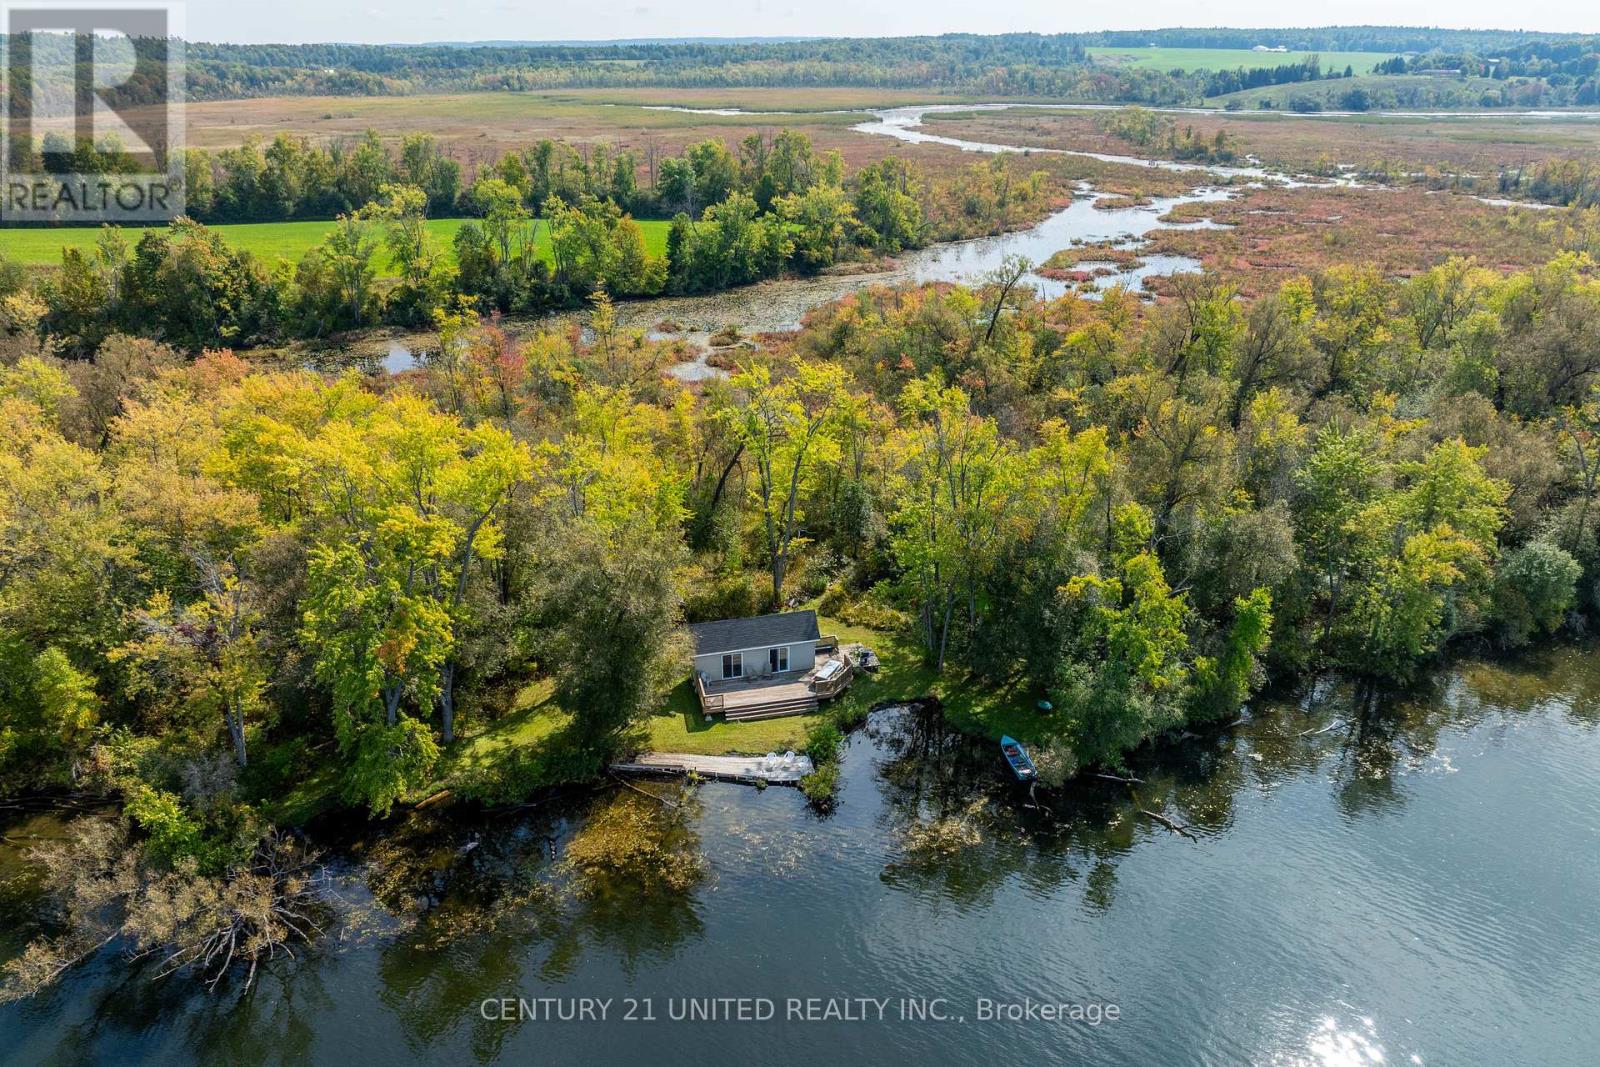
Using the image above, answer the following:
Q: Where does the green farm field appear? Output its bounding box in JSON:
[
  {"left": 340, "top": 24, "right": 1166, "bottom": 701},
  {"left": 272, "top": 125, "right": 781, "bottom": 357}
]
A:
[
  {"left": 1089, "top": 46, "right": 1399, "bottom": 73},
  {"left": 0, "top": 216, "right": 672, "bottom": 271}
]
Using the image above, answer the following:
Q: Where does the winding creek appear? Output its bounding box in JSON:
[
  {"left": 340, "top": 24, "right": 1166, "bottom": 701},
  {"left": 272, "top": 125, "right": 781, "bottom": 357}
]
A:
[
  {"left": 388, "top": 103, "right": 1306, "bottom": 375},
  {"left": 4, "top": 645, "right": 1599, "bottom": 1063}
]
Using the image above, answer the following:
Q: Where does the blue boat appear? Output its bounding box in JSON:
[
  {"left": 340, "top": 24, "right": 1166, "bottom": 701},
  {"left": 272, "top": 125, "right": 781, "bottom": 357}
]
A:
[{"left": 1000, "top": 735, "right": 1037, "bottom": 782}]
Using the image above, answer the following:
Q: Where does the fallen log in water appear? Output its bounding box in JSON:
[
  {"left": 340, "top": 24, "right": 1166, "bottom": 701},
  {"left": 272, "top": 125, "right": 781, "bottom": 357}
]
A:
[
  {"left": 1140, "top": 808, "right": 1199, "bottom": 841},
  {"left": 1096, "top": 772, "right": 1144, "bottom": 786},
  {"left": 610, "top": 773, "right": 680, "bottom": 809}
]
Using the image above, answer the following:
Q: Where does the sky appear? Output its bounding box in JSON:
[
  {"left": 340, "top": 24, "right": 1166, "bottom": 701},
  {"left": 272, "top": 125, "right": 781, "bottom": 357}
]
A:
[{"left": 188, "top": 2, "right": 1597, "bottom": 46}]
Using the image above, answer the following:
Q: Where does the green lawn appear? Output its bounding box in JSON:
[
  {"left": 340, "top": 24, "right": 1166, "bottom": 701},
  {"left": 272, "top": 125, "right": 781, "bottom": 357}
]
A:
[
  {"left": 414, "top": 677, "right": 574, "bottom": 798},
  {"left": 1091, "top": 46, "right": 1397, "bottom": 74},
  {"left": 439, "top": 679, "right": 572, "bottom": 775},
  {"left": 262, "top": 757, "right": 343, "bottom": 827},
  {"left": 0, "top": 216, "right": 672, "bottom": 271},
  {"left": 639, "top": 612, "right": 1040, "bottom": 758},
  {"left": 642, "top": 680, "right": 823, "bottom": 756}
]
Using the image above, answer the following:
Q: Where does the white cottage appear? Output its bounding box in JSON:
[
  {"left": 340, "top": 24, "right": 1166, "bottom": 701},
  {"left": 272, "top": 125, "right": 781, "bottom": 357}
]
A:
[
  {"left": 689, "top": 609, "right": 820, "bottom": 683},
  {"left": 686, "top": 610, "right": 853, "bottom": 720}
]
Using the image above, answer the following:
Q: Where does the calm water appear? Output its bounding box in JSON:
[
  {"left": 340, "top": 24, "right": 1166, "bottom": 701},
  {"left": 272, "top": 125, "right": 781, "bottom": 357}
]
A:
[{"left": 4, "top": 644, "right": 1599, "bottom": 1065}]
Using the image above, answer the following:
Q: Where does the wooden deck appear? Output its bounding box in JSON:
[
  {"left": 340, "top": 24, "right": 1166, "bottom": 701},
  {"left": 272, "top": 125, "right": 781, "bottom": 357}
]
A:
[
  {"left": 694, "top": 640, "right": 857, "bottom": 721},
  {"left": 611, "top": 752, "right": 814, "bottom": 785},
  {"left": 720, "top": 680, "right": 815, "bottom": 717}
]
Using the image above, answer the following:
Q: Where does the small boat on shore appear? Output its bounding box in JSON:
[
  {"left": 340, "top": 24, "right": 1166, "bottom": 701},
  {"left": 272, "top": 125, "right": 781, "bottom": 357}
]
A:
[{"left": 1000, "top": 735, "right": 1037, "bottom": 782}]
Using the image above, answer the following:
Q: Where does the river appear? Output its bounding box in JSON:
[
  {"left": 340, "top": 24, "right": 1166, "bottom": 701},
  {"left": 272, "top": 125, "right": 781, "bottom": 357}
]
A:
[
  {"left": 390, "top": 99, "right": 1583, "bottom": 376},
  {"left": 3, "top": 644, "right": 1598, "bottom": 1065},
  {"left": 385, "top": 104, "right": 1272, "bottom": 375},
  {"left": 396, "top": 100, "right": 1558, "bottom": 377}
]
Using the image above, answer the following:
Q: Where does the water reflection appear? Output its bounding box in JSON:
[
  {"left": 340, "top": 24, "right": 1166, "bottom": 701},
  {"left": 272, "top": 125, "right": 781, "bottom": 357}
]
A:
[{"left": 4, "top": 643, "right": 1599, "bottom": 1063}]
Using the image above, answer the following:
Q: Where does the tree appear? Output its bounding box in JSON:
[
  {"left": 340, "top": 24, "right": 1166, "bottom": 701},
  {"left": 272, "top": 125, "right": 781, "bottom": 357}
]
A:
[
  {"left": 981, "top": 254, "right": 1032, "bottom": 346},
  {"left": 295, "top": 209, "right": 381, "bottom": 333},
  {"left": 1309, "top": 265, "right": 1393, "bottom": 399},
  {"left": 116, "top": 220, "right": 273, "bottom": 351},
  {"left": 545, "top": 195, "right": 663, "bottom": 298},
  {"left": 29, "top": 647, "right": 100, "bottom": 757},
  {"left": 1052, "top": 530, "right": 1191, "bottom": 767},
  {"left": 656, "top": 156, "right": 696, "bottom": 216},
  {"left": 376, "top": 182, "right": 453, "bottom": 325},
  {"left": 853, "top": 157, "right": 923, "bottom": 252},
  {"left": 398, "top": 133, "right": 461, "bottom": 215},
  {"left": 225, "top": 382, "right": 534, "bottom": 807},
  {"left": 1327, "top": 439, "right": 1507, "bottom": 679},
  {"left": 1294, "top": 423, "right": 1382, "bottom": 642},
  {"left": 472, "top": 177, "right": 532, "bottom": 265},
  {"left": 338, "top": 130, "right": 397, "bottom": 210},
  {"left": 1227, "top": 280, "right": 1312, "bottom": 428},
  {"left": 1190, "top": 587, "right": 1273, "bottom": 721},
  {"left": 535, "top": 517, "right": 687, "bottom": 741},
  {"left": 0, "top": 387, "right": 130, "bottom": 673},
  {"left": 776, "top": 182, "right": 858, "bottom": 272},
  {"left": 678, "top": 193, "right": 791, "bottom": 292},
  {"left": 1555, "top": 385, "right": 1600, "bottom": 556},
  {"left": 892, "top": 375, "right": 1027, "bottom": 669},
  {"left": 726, "top": 362, "right": 847, "bottom": 608},
  {"left": 685, "top": 139, "right": 738, "bottom": 209},
  {"left": 114, "top": 560, "right": 269, "bottom": 767},
  {"left": 1344, "top": 524, "right": 1482, "bottom": 680}
]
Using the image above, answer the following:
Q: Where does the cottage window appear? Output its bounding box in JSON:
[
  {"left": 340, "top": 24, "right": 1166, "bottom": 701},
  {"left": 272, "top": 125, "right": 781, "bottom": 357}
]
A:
[
  {"left": 770, "top": 647, "right": 789, "bottom": 673},
  {"left": 722, "top": 653, "right": 742, "bottom": 679}
]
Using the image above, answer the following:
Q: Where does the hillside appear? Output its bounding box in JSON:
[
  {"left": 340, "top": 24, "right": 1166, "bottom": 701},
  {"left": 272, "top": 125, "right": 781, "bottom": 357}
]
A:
[{"left": 1212, "top": 73, "right": 1511, "bottom": 111}]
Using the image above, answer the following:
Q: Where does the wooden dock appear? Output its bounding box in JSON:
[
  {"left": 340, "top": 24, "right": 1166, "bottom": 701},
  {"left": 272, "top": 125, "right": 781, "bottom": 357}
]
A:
[{"left": 611, "top": 752, "right": 814, "bottom": 786}]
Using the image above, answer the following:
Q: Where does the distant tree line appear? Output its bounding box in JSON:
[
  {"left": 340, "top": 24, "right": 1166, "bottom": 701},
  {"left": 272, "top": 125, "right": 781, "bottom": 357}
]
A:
[
  {"left": 16, "top": 129, "right": 1059, "bottom": 348},
  {"left": 6, "top": 28, "right": 1597, "bottom": 111},
  {"left": 1077, "top": 26, "right": 1594, "bottom": 56}
]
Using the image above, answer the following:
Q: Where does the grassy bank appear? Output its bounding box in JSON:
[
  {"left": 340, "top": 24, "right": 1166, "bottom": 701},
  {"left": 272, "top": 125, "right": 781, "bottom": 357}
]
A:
[{"left": 0, "top": 216, "right": 672, "bottom": 271}]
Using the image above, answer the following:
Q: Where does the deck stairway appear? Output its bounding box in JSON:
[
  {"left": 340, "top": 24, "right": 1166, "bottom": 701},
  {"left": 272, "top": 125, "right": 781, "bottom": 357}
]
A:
[{"left": 721, "top": 692, "right": 820, "bottom": 721}]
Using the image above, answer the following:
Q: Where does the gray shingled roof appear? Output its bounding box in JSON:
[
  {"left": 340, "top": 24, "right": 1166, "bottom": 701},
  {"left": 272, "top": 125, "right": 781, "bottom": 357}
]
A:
[{"left": 687, "top": 610, "right": 821, "bottom": 656}]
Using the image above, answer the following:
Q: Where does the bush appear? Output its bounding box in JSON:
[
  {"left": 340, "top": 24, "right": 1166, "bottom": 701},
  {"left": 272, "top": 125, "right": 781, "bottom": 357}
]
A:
[
  {"left": 831, "top": 583, "right": 912, "bottom": 633},
  {"left": 790, "top": 549, "right": 842, "bottom": 600},
  {"left": 1493, "top": 540, "right": 1582, "bottom": 646},
  {"left": 803, "top": 721, "right": 844, "bottom": 765},
  {"left": 1030, "top": 739, "right": 1079, "bottom": 788},
  {"left": 798, "top": 762, "right": 839, "bottom": 805},
  {"left": 799, "top": 719, "right": 847, "bottom": 807},
  {"left": 682, "top": 572, "right": 765, "bottom": 623},
  {"left": 817, "top": 579, "right": 851, "bottom": 617}
]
